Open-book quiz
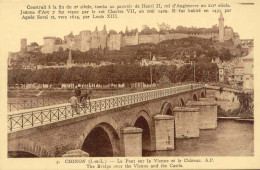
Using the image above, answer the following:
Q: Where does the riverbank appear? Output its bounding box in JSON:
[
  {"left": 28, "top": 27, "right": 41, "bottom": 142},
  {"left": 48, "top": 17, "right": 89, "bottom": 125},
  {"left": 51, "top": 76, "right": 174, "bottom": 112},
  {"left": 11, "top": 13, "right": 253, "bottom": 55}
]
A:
[
  {"left": 217, "top": 104, "right": 253, "bottom": 119},
  {"left": 218, "top": 117, "right": 254, "bottom": 121}
]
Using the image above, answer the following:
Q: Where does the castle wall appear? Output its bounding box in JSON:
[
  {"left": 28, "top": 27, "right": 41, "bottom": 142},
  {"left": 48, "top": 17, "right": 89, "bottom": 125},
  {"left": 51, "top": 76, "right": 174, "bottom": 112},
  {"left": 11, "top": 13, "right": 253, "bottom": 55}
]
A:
[
  {"left": 80, "top": 30, "right": 91, "bottom": 52},
  {"left": 91, "top": 31, "right": 100, "bottom": 49},
  {"left": 73, "top": 35, "right": 81, "bottom": 50},
  {"left": 53, "top": 44, "right": 70, "bottom": 52},
  {"left": 99, "top": 32, "right": 108, "bottom": 49},
  {"left": 188, "top": 33, "right": 218, "bottom": 40},
  {"left": 122, "top": 34, "right": 139, "bottom": 46},
  {"left": 64, "top": 35, "right": 75, "bottom": 46},
  {"left": 224, "top": 27, "right": 234, "bottom": 41},
  {"left": 159, "top": 33, "right": 175, "bottom": 42},
  {"left": 139, "top": 34, "right": 160, "bottom": 44},
  {"left": 173, "top": 33, "right": 189, "bottom": 39},
  {"left": 108, "top": 34, "right": 122, "bottom": 50}
]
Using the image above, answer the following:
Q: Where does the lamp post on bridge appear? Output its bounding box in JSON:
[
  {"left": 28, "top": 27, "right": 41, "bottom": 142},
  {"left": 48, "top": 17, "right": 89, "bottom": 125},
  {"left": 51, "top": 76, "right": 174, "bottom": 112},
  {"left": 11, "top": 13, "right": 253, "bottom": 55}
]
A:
[
  {"left": 190, "top": 61, "right": 196, "bottom": 82},
  {"left": 150, "top": 52, "right": 153, "bottom": 88}
]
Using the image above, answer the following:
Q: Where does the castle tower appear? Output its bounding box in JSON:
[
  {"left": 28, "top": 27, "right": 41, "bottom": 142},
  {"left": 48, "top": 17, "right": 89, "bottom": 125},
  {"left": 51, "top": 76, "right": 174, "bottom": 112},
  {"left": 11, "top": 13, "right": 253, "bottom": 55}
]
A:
[
  {"left": 41, "top": 36, "right": 56, "bottom": 53},
  {"left": 125, "top": 26, "right": 129, "bottom": 34},
  {"left": 103, "top": 25, "right": 107, "bottom": 32},
  {"left": 80, "top": 30, "right": 91, "bottom": 52},
  {"left": 65, "top": 32, "right": 75, "bottom": 46},
  {"left": 101, "top": 25, "right": 108, "bottom": 49},
  {"left": 20, "top": 38, "right": 27, "bottom": 52},
  {"left": 8, "top": 52, "right": 14, "bottom": 66},
  {"left": 91, "top": 26, "right": 100, "bottom": 49},
  {"left": 218, "top": 12, "right": 224, "bottom": 42}
]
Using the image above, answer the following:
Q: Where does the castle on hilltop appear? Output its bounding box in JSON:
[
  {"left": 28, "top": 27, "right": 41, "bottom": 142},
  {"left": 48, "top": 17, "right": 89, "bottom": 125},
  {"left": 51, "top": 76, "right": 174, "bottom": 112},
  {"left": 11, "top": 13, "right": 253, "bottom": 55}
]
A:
[{"left": 20, "top": 13, "right": 241, "bottom": 54}]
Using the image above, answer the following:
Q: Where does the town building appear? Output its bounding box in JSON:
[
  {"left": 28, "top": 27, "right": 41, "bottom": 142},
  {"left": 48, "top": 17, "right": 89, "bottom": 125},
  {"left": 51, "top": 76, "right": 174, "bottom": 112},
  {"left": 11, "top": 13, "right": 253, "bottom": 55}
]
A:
[
  {"left": 243, "top": 51, "right": 254, "bottom": 91},
  {"left": 215, "top": 48, "right": 254, "bottom": 92},
  {"left": 233, "top": 60, "right": 244, "bottom": 87}
]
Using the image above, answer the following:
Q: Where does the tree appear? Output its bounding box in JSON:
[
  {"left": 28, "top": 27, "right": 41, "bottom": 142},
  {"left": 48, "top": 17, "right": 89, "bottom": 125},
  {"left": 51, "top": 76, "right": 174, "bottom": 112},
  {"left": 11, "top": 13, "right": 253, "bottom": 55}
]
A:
[
  {"left": 109, "top": 29, "right": 117, "bottom": 35},
  {"left": 236, "top": 92, "right": 254, "bottom": 118},
  {"left": 219, "top": 48, "right": 233, "bottom": 61},
  {"left": 168, "top": 65, "right": 177, "bottom": 83},
  {"left": 157, "top": 22, "right": 171, "bottom": 34},
  {"left": 141, "top": 25, "right": 158, "bottom": 35},
  {"left": 175, "top": 65, "right": 193, "bottom": 82},
  {"left": 30, "top": 42, "right": 39, "bottom": 47}
]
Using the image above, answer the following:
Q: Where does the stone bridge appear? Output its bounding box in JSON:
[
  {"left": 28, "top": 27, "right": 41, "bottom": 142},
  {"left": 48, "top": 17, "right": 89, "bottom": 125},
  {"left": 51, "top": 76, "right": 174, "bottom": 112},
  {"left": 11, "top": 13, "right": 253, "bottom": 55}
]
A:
[{"left": 8, "top": 84, "right": 217, "bottom": 157}]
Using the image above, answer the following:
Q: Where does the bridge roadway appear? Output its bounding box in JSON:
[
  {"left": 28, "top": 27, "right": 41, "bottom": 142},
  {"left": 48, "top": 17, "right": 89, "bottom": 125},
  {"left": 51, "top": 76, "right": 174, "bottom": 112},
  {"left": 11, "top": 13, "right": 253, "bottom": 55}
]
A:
[{"left": 8, "top": 83, "right": 209, "bottom": 157}]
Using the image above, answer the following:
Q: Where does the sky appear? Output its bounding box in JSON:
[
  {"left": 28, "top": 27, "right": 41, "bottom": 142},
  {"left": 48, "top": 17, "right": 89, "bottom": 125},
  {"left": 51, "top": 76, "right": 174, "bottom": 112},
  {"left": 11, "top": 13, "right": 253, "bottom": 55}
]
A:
[{"left": 0, "top": 0, "right": 256, "bottom": 58}]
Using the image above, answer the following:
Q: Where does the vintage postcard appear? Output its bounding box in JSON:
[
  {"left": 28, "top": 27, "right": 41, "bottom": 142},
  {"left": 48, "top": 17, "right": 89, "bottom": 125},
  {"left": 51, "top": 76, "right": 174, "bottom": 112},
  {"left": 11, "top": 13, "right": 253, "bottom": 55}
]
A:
[{"left": 0, "top": 0, "right": 259, "bottom": 169}]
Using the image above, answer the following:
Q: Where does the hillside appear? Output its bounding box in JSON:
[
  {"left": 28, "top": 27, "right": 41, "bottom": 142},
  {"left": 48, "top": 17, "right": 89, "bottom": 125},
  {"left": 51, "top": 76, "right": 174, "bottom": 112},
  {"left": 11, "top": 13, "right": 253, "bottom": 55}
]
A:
[
  {"left": 12, "top": 37, "right": 246, "bottom": 66},
  {"left": 105, "top": 37, "right": 246, "bottom": 62}
]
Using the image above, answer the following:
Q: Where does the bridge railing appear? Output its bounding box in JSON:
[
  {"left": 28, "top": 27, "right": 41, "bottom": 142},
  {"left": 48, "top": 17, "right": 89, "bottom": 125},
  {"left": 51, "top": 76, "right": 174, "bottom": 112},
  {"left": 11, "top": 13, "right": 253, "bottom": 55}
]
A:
[
  {"left": 8, "top": 98, "right": 69, "bottom": 112},
  {"left": 7, "top": 83, "right": 204, "bottom": 132}
]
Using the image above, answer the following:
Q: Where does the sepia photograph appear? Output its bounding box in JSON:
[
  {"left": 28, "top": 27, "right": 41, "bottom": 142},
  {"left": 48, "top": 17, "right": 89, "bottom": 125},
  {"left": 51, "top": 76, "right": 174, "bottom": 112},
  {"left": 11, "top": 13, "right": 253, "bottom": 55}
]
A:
[{"left": 0, "top": 0, "right": 258, "bottom": 169}]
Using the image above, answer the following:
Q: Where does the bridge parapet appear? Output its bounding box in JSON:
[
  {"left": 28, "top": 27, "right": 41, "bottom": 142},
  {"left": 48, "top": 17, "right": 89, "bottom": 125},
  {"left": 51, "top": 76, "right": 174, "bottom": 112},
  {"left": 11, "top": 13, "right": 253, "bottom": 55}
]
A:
[{"left": 7, "top": 83, "right": 204, "bottom": 132}]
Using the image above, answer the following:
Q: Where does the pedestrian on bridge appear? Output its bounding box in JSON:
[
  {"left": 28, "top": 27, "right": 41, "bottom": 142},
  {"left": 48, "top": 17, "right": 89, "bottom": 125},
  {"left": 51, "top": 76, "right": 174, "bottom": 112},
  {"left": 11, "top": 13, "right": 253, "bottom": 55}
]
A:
[
  {"left": 80, "top": 89, "right": 92, "bottom": 108},
  {"left": 69, "top": 94, "right": 79, "bottom": 115},
  {"left": 75, "top": 86, "right": 81, "bottom": 101}
]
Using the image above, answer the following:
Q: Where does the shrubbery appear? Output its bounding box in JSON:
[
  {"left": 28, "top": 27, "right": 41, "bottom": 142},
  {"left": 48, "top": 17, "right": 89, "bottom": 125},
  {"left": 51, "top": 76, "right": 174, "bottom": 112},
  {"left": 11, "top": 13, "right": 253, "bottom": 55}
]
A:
[{"left": 217, "top": 92, "right": 254, "bottom": 119}]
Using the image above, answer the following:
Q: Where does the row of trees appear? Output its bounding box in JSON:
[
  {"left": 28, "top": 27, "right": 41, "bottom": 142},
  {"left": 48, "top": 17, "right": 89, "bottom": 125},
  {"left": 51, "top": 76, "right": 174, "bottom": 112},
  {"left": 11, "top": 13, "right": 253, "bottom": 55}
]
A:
[{"left": 8, "top": 62, "right": 218, "bottom": 88}]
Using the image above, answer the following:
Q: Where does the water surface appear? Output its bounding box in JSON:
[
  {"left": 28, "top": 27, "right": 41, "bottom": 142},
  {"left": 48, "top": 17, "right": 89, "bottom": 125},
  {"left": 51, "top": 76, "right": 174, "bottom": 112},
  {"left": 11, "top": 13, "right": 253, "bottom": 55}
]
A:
[{"left": 145, "top": 119, "right": 254, "bottom": 156}]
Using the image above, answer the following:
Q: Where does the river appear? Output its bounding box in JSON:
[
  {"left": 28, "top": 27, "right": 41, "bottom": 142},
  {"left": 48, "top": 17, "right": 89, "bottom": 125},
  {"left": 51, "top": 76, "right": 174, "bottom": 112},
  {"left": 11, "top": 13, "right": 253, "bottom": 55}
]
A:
[{"left": 144, "top": 119, "right": 254, "bottom": 156}]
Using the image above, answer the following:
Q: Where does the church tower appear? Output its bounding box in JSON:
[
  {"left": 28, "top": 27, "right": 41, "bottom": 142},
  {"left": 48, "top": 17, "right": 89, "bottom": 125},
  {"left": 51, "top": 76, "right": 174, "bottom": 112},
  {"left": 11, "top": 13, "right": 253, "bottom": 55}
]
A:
[{"left": 218, "top": 12, "right": 224, "bottom": 42}]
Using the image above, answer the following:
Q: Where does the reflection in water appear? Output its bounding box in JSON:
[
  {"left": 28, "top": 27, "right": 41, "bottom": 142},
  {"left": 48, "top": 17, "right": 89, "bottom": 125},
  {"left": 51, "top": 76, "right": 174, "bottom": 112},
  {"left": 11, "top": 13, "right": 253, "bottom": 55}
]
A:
[{"left": 145, "top": 119, "right": 254, "bottom": 156}]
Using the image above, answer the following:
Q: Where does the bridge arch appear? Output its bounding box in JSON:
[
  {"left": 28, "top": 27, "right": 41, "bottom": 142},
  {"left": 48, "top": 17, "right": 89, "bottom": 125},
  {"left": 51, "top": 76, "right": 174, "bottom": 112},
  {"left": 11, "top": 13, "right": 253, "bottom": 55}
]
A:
[
  {"left": 131, "top": 110, "right": 153, "bottom": 152},
  {"left": 8, "top": 139, "right": 50, "bottom": 157},
  {"left": 161, "top": 102, "right": 173, "bottom": 115},
  {"left": 81, "top": 122, "right": 120, "bottom": 157},
  {"left": 193, "top": 93, "right": 198, "bottom": 101},
  {"left": 201, "top": 91, "right": 205, "bottom": 98},
  {"left": 79, "top": 116, "right": 120, "bottom": 157}
]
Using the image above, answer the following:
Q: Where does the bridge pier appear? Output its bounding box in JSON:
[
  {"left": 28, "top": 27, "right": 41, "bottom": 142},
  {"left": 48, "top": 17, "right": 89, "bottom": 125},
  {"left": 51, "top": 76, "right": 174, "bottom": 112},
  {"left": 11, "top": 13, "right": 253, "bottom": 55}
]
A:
[
  {"left": 173, "top": 107, "right": 200, "bottom": 138},
  {"left": 121, "top": 127, "right": 143, "bottom": 157},
  {"left": 186, "top": 101, "right": 217, "bottom": 129},
  {"left": 154, "top": 115, "right": 175, "bottom": 150}
]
